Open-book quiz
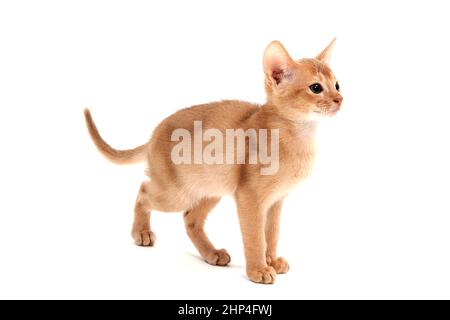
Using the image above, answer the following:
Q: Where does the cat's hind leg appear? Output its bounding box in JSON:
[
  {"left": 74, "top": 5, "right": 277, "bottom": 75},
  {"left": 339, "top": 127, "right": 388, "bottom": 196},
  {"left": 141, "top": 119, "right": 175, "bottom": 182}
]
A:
[
  {"left": 183, "top": 197, "right": 230, "bottom": 266},
  {"left": 132, "top": 181, "right": 156, "bottom": 246}
]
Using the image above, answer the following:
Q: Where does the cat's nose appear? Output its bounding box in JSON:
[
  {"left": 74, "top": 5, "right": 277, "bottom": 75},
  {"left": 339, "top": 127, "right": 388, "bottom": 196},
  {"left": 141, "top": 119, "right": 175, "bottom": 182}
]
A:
[{"left": 333, "top": 96, "right": 343, "bottom": 106}]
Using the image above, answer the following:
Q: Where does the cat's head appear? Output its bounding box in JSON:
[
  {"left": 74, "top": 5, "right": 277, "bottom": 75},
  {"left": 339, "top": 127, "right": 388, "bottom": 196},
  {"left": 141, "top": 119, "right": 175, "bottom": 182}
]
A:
[{"left": 263, "top": 39, "right": 342, "bottom": 121}]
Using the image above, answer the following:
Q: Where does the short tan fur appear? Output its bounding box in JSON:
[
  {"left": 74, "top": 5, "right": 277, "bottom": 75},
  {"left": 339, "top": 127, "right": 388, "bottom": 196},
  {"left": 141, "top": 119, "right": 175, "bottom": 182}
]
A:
[{"left": 84, "top": 39, "right": 342, "bottom": 284}]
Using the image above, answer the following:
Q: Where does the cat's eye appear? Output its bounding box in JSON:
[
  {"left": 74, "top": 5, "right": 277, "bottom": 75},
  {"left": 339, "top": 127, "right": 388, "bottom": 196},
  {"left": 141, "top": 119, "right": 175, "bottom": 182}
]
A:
[
  {"left": 335, "top": 82, "right": 340, "bottom": 91},
  {"left": 309, "top": 83, "right": 323, "bottom": 94}
]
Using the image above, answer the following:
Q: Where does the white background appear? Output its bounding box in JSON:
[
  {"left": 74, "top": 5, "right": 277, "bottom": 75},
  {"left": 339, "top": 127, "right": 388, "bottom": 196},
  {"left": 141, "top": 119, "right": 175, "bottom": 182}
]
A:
[{"left": 0, "top": 0, "right": 449, "bottom": 299}]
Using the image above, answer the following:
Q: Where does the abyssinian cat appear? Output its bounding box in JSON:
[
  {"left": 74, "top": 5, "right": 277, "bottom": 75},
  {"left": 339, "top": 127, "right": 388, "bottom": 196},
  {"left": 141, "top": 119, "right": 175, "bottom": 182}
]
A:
[{"left": 84, "top": 39, "right": 342, "bottom": 284}]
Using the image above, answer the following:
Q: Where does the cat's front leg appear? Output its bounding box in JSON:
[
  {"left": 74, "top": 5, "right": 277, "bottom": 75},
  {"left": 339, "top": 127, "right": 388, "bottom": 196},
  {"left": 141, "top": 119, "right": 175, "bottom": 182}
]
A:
[
  {"left": 265, "top": 200, "right": 290, "bottom": 274},
  {"left": 235, "top": 190, "right": 276, "bottom": 284}
]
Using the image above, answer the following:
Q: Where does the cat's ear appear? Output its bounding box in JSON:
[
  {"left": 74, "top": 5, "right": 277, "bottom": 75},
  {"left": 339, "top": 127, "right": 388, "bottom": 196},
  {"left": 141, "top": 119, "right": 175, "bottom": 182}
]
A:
[
  {"left": 316, "top": 38, "right": 336, "bottom": 65},
  {"left": 263, "top": 41, "right": 295, "bottom": 86}
]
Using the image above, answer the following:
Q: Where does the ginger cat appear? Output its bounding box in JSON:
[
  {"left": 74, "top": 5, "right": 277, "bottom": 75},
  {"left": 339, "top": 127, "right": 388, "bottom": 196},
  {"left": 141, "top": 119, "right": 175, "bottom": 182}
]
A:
[{"left": 84, "top": 39, "right": 342, "bottom": 284}]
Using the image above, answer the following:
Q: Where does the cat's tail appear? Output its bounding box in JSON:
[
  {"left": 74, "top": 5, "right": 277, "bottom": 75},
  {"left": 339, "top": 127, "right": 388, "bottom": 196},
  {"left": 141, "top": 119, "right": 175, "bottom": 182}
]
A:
[{"left": 84, "top": 109, "right": 148, "bottom": 165}]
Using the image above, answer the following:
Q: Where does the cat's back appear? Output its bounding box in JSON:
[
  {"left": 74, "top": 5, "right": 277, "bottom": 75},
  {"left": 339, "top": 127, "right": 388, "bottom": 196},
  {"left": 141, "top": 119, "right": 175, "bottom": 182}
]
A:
[
  {"left": 149, "top": 100, "right": 259, "bottom": 148},
  {"left": 168, "top": 100, "right": 259, "bottom": 129}
]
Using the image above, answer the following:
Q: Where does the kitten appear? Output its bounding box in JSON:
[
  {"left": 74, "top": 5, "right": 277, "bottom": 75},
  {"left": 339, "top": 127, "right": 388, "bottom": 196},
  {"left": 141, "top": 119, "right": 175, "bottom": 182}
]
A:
[{"left": 84, "top": 39, "right": 342, "bottom": 284}]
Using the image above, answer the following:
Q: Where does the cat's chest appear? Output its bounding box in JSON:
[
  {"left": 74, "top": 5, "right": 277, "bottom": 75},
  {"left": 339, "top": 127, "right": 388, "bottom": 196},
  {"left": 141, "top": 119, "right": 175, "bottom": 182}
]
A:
[
  {"left": 261, "top": 153, "right": 314, "bottom": 209},
  {"left": 265, "top": 142, "right": 315, "bottom": 205},
  {"left": 281, "top": 139, "right": 316, "bottom": 181}
]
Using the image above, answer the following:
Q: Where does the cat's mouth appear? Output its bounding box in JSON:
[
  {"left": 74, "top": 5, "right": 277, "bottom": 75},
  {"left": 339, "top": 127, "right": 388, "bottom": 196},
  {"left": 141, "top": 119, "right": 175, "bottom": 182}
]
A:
[
  {"left": 327, "top": 107, "right": 340, "bottom": 116},
  {"left": 313, "top": 106, "right": 340, "bottom": 117}
]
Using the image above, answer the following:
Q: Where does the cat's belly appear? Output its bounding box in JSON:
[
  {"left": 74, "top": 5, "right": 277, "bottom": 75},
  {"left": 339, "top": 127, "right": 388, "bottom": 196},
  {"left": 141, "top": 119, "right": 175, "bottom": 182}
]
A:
[{"left": 177, "top": 164, "right": 240, "bottom": 200}]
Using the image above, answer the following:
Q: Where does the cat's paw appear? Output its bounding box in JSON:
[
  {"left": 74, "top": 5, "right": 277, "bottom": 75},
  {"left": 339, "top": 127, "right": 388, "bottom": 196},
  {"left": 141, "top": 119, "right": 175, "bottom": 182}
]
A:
[
  {"left": 267, "top": 257, "right": 290, "bottom": 274},
  {"left": 247, "top": 266, "right": 277, "bottom": 284},
  {"left": 205, "top": 249, "right": 231, "bottom": 266},
  {"left": 132, "top": 230, "right": 156, "bottom": 246}
]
